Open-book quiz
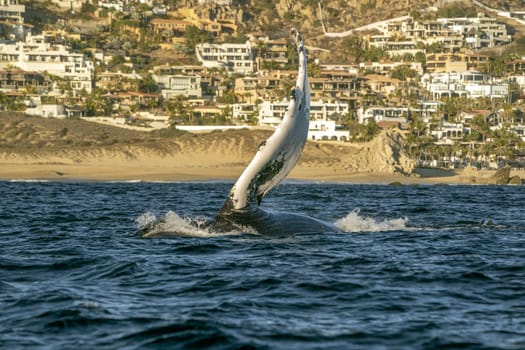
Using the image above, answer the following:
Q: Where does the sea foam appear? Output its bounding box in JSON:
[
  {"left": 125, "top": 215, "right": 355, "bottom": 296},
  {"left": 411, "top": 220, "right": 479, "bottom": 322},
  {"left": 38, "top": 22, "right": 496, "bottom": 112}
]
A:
[
  {"left": 136, "top": 210, "right": 247, "bottom": 238},
  {"left": 335, "top": 209, "right": 409, "bottom": 232}
]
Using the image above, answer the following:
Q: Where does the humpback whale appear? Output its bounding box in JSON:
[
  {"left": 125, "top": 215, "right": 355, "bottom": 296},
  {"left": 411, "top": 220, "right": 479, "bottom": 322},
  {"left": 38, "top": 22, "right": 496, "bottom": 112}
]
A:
[
  {"left": 141, "top": 31, "right": 340, "bottom": 237},
  {"left": 211, "top": 31, "right": 340, "bottom": 235}
]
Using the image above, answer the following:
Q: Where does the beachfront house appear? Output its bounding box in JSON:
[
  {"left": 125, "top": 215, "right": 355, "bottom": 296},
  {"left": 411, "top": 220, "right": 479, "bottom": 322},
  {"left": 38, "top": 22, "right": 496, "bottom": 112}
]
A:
[
  {"left": 308, "top": 119, "right": 349, "bottom": 141},
  {"left": 431, "top": 121, "right": 466, "bottom": 145},
  {"left": 25, "top": 102, "right": 66, "bottom": 118}
]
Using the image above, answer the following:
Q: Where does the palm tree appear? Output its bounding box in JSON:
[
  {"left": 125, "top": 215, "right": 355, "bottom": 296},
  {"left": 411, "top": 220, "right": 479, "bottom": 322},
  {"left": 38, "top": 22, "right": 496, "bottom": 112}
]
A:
[
  {"left": 467, "top": 115, "right": 491, "bottom": 143},
  {"left": 165, "top": 96, "right": 190, "bottom": 125}
]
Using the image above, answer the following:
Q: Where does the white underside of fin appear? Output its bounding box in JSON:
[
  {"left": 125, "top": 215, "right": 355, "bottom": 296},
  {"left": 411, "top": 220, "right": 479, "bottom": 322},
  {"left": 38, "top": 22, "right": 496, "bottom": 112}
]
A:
[{"left": 221, "top": 32, "right": 310, "bottom": 212}]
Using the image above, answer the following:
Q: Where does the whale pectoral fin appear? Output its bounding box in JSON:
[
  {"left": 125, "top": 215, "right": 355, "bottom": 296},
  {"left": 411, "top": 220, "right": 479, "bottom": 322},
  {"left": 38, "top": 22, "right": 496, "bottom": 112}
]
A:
[{"left": 219, "top": 29, "right": 309, "bottom": 214}]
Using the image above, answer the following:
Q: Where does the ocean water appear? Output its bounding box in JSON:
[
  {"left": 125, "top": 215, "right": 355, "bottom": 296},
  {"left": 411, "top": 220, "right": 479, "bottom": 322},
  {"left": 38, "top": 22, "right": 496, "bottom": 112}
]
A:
[{"left": 0, "top": 180, "right": 524, "bottom": 349}]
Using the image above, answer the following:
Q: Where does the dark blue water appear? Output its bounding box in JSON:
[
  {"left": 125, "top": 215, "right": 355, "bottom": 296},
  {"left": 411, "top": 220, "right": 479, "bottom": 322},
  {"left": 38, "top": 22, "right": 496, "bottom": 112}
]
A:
[{"left": 1, "top": 181, "right": 524, "bottom": 349}]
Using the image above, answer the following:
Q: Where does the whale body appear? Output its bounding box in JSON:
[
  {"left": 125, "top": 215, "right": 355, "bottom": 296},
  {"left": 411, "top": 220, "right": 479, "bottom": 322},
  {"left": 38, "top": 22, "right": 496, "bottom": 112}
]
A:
[
  {"left": 140, "top": 31, "right": 340, "bottom": 237},
  {"left": 212, "top": 31, "right": 340, "bottom": 235}
]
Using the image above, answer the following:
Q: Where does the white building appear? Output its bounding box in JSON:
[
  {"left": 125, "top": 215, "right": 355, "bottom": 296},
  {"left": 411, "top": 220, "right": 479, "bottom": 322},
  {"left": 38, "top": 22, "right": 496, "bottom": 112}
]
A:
[
  {"left": 49, "top": 0, "right": 87, "bottom": 11},
  {"left": 308, "top": 119, "right": 349, "bottom": 141},
  {"left": 359, "top": 61, "right": 424, "bottom": 75},
  {"left": 437, "top": 15, "right": 511, "bottom": 48},
  {"left": 368, "top": 38, "right": 423, "bottom": 58},
  {"left": 309, "top": 100, "right": 349, "bottom": 121},
  {"left": 198, "top": 0, "right": 232, "bottom": 4},
  {"left": 357, "top": 107, "right": 409, "bottom": 125},
  {"left": 369, "top": 13, "right": 511, "bottom": 55},
  {"left": 0, "top": 34, "right": 94, "bottom": 94},
  {"left": 152, "top": 73, "right": 202, "bottom": 99},
  {"left": 358, "top": 102, "right": 442, "bottom": 125},
  {"left": 431, "top": 121, "right": 466, "bottom": 144},
  {"left": 196, "top": 41, "right": 254, "bottom": 74},
  {"left": 232, "top": 102, "right": 257, "bottom": 121},
  {"left": 259, "top": 99, "right": 348, "bottom": 125},
  {"left": 421, "top": 71, "right": 508, "bottom": 100},
  {"left": 258, "top": 99, "right": 349, "bottom": 140},
  {"left": 98, "top": 1, "right": 124, "bottom": 12},
  {"left": 25, "top": 103, "right": 66, "bottom": 118}
]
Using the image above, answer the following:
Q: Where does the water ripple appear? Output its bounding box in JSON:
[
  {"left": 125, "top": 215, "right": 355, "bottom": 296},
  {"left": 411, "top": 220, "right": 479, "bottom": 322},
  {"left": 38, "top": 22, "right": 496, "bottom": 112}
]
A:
[{"left": 0, "top": 182, "right": 524, "bottom": 349}]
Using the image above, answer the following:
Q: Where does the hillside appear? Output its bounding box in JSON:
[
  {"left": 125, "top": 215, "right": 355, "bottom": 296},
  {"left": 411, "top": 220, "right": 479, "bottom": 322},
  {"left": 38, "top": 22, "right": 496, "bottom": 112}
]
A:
[
  {"left": 0, "top": 114, "right": 414, "bottom": 177},
  {"left": 171, "top": 0, "right": 525, "bottom": 62}
]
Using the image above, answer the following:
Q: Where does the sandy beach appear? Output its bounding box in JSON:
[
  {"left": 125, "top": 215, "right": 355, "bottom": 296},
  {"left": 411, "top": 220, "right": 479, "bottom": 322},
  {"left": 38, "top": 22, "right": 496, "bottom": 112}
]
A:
[
  {"left": 1, "top": 114, "right": 523, "bottom": 185},
  {"left": 1, "top": 150, "right": 523, "bottom": 185}
]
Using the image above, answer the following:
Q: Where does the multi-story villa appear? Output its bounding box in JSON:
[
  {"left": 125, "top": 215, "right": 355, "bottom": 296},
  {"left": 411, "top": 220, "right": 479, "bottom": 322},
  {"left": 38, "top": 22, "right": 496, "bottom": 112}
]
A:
[
  {"left": 49, "top": 0, "right": 87, "bottom": 11},
  {"left": 319, "top": 63, "right": 359, "bottom": 73},
  {"left": 357, "top": 106, "right": 410, "bottom": 125},
  {"left": 0, "top": 0, "right": 24, "bottom": 24},
  {"left": 363, "top": 74, "right": 402, "bottom": 97},
  {"left": 421, "top": 71, "right": 508, "bottom": 99},
  {"left": 0, "top": 68, "right": 51, "bottom": 94},
  {"left": 96, "top": 71, "right": 142, "bottom": 92},
  {"left": 232, "top": 102, "right": 257, "bottom": 121},
  {"left": 0, "top": 34, "right": 94, "bottom": 94},
  {"left": 98, "top": 0, "right": 125, "bottom": 12},
  {"left": 437, "top": 15, "right": 511, "bottom": 48},
  {"left": 258, "top": 99, "right": 348, "bottom": 124},
  {"left": 309, "top": 70, "right": 363, "bottom": 100},
  {"left": 198, "top": 0, "right": 232, "bottom": 4},
  {"left": 151, "top": 18, "right": 194, "bottom": 37},
  {"left": 357, "top": 101, "right": 442, "bottom": 125},
  {"left": 369, "top": 13, "right": 511, "bottom": 54},
  {"left": 235, "top": 68, "right": 363, "bottom": 104},
  {"left": 426, "top": 53, "right": 490, "bottom": 73},
  {"left": 431, "top": 121, "right": 466, "bottom": 144},
  {"left": 256, "top": 98, "right": 349, "bottom": 140},
  {"left": 308, "top": 119, "right": 349, "bottom": 141},
  {"left": 152, "top": 6, "right": 238, "bottom": 45},
  {"left": 254, "top": 37, "right": 288, "bottom": 69},
  {"left": 0, "top": 0, "right": 25, "bottom": 38},
  {"left": 106, "top": 91, "right": 160, "bottom": 110},
  {"left": 151, "top": 73, "right": 202, "bottom": 99},
  {"left": 509, "top": 11, "right": 525, "bottom": 24},
  {"left": 195, "top": 41, "right": 254, "bottom": 74},
  {"left": 234, "top": 76, "right": 258, "bottom": 103},
  {"left": 367, "top": 37, "right": 423, "bottom": 57},
  {"left": 359, "top": 61, "right": 424, "bottom": 75}
]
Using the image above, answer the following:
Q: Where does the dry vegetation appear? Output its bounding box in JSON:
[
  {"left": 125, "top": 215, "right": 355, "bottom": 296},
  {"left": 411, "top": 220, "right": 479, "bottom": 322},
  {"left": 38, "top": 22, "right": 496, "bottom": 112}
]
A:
[{"left": 0, "top": 114, "right": 416, "bottom": 176}]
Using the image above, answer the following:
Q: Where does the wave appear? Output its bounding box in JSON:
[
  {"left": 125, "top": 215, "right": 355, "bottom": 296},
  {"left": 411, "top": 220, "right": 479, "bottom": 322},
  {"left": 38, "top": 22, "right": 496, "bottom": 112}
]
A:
[
  {"left": 7, "top": 179, "right": 51, "bottom": 183},
  {"left": 335, "top": 209, "right": 409, "bottom": 232},
  {"left": 135, "top": 211, "right": 250, "bottom": 238},
  {"left": 137, "top": 208, "right": 411, "bottom": 237}
]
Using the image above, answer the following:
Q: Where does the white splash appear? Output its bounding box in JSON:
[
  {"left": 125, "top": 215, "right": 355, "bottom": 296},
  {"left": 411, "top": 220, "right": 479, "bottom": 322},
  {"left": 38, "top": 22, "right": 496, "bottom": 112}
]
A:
[
  {"left": 334, "top": 209, "right": 409, "bottom": 233},
  {"left": 8, "top": 179, "right": 50, "bottom": 183},
  {"left": 136, "top": 210, "right": 247, "bottom": 238}
]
